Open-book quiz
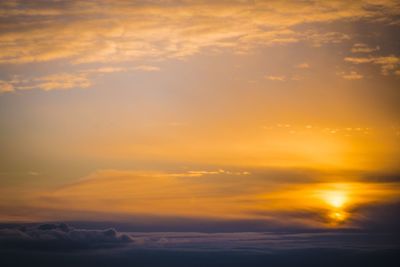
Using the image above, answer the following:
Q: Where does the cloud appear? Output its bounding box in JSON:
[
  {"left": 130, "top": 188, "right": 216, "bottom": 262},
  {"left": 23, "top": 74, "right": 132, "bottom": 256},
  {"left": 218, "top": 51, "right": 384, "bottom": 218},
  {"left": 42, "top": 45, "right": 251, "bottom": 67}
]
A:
[
  {"left": 1, "top": 73, "right": 92, "bottom": 93},
  {"left": 0, "top": 223, "right": 131, "bottom": 250},
  {"left": 0, "top": 1, "right": 398, "bottom": 65},
  {"left": 265, "top": 75, "right": 286, "bottom": 81},
  {"left": 0, "top": 66, "right": 129, "bottom": 94},
  {"left": 304, "top": 31, "right": 350, "bottom": 47},
  {"left": 339, "top": 71, "right": 364, "bottom": 80},
  {"left": 295, "top": 63, "right": 310, "bottom": 69},
  {"left": 344, "top": 55, "right": 400, "bottom": 75},
  {"left": 0, "top": 80, "right": 14, "bottom": 93},
  {"left": 33, "top": 73, "right": 91, "bottom": 91},
  {"left": 134, "top": 65, "right": 161, "bottom": 72},
  {"left": 83, "top": 67, "right": 128, "bottom": 74},
  {"left": 351, "top": 43, "right": 379, "bottom": 53},
  {"left": 0, "top": 168, "right": 394, "bottom": 229}
]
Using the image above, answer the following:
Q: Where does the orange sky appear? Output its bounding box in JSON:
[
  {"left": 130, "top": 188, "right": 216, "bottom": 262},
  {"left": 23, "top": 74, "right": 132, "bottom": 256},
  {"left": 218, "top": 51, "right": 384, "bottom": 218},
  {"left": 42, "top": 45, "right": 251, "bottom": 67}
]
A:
[{"left": 0, "top": 0, "right": 399, "bottom": 229}]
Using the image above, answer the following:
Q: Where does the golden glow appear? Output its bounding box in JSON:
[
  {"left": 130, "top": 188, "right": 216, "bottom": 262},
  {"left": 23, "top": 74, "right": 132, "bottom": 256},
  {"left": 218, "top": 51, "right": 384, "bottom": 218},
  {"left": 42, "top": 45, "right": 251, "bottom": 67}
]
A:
[
  {"left": 322, "top": 191, "right": 347, "bottom": 208},
  {"left": 319, "top": 187, "right": 350, "bottom": 224},
  {"left": 0, "top": 1, "right": 400, "bottom": 228},
  {"left": 329, "top": 211, "right": 348, "bottom": 223}
]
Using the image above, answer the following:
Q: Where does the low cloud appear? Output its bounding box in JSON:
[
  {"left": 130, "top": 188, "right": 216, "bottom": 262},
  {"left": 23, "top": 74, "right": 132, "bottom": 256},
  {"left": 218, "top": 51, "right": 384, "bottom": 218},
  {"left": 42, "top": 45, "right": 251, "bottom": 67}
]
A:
[{"left": 0, "top": 223, "right": 131, "bottom": 250}]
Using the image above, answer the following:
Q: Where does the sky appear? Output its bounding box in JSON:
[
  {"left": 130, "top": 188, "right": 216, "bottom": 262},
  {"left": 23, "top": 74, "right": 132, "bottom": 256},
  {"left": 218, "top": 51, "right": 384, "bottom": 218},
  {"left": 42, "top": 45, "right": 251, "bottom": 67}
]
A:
[{"left": 0, "top": 0, "right": 400, "bottom": 234}]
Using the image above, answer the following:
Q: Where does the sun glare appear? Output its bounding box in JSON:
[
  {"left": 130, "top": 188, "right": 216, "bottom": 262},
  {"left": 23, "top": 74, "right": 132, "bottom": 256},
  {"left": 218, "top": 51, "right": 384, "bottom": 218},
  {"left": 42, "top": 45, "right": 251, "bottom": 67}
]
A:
[{"left": 324, "top": 191, "right": 347, "bottom": 208}]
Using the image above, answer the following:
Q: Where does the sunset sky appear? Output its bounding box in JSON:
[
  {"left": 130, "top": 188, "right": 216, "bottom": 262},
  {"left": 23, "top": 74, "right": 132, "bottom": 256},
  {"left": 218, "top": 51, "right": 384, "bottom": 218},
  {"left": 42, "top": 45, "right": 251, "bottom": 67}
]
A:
[{"left": 1, "top": 0, "right": 400, "bottom": 234}]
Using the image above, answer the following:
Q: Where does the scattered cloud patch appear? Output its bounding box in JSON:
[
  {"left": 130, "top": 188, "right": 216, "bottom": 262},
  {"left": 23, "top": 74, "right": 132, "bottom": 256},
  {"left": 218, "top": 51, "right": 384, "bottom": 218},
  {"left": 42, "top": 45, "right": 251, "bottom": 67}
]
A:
[
  {"left": 351, "top": 43, "right": 379, "bottom": 53},
  {"left": 0, "top": 65, "right": 132, "bottom": 94},
  {"left": 295, "top": 63, "right": 310, "bottom": 69},
  {"left": 339, "top": 71, "right": 364, "bottom": 80},
  {"left": 344, "top": 55, "right": 400, "bottom": 75},
  {"left": 265, "top": 75, "right": 286, "bottom": 81},
  {"left": 0, "top": 80, "right": 14, "bottom": 93},
  {"left": 134, "top": 65, "right": 160, "bottom": 72},
  {"left": 33, "top": 73, "right": 91, "bottom": 91},
  {"left": 83, "top": 67, "right": 128, "bottom": 74},
  {"left": 304, "top": 31, "right": 350, "bottom": 47}
]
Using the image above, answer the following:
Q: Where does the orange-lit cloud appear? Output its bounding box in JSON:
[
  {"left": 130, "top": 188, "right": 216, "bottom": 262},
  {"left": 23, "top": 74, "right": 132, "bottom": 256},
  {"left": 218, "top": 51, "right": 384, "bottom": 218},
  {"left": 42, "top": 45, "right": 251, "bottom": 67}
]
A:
[
  {"left": 339, "top": 71, "right": 364, "bottom": 80},
  {"left": 345, "top": 55, "right": 400, "bottom": 75},
  {"left": 1, "top": 168, "right": 398, "bottom": 228},
  {"left": 0, "top": 0, "right": 399, "bottom": 231},
  {"left": 0, "top": 0, "right": 398, "bottom": 65}
]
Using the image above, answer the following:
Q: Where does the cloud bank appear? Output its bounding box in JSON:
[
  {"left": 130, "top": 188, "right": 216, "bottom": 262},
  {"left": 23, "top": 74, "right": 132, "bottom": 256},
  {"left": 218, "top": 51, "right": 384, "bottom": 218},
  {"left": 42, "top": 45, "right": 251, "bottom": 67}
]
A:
[{"left": 0, "top": 223, "right": 131, "bottom": 250}]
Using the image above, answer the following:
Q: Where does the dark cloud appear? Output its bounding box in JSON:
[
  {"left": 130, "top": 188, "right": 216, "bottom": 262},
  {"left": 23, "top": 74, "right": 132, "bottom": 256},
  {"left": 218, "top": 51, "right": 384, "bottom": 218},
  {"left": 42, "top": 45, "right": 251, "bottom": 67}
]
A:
[
  {"left": 0, "top": 223, "right": 131, "bottom": 250},
  {"left": 1, "top": 228, "right": 399, "bottom": 267},
  {"left": 360, "top": 173, "right": 400, "bottom": 183},
  {"left": 349, "top": 202, "right": 400, "bottom": 232}
]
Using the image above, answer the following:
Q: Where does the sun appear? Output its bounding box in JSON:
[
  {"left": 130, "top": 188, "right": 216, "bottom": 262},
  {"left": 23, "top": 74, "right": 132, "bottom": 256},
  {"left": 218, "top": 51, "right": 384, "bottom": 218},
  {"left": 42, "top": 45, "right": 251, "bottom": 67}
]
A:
[{"left": 323, "top": 191, "right": 347, "bottom": 208}]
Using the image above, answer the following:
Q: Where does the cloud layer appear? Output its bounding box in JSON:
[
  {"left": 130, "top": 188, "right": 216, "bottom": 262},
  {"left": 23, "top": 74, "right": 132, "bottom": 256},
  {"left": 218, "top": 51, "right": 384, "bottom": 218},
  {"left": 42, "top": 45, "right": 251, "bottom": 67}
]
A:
[
  {"left": 0, "top": 0, "right": 398, "bottom": 65},
  {"left": 0, "top": 223, "right": 131, "bottom": 250}
]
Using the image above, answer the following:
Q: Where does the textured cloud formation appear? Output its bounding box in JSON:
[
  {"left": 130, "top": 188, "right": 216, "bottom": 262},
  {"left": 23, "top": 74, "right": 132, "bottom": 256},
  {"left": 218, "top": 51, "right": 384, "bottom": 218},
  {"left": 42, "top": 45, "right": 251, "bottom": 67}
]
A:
[
  {"left": 351, "top": 43, "right": 380, "bottom": 54},
  {"left": 339, "top": 71, "right": 364, "bottom": 80},
  {"left": 0, "top": 73, "right": 91, "bottom": 92},
  {"left": 0, "top": 168, "right": 395, "bottom": 228},
  {"left": 0, "top": 66, "right": 133, "bottom": 93},
  {"left": 0, "top": 223, "right": 131, "bottom": 250},
  {"left": 265, "top": 75, "right": 286, "bottom": 81},
  {"left": 0, "top": 223, "right": 399, "bottom": 267},
  {"left": 345, "top": 55, "right": 400, "bottom": 75},
  {"left": 0, "top": 0, "right": 398, "bottom": 65}
]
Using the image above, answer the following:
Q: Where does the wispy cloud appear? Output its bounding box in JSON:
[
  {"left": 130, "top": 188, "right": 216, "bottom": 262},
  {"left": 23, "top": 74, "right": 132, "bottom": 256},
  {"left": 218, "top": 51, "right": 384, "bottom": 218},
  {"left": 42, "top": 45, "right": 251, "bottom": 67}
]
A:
[
  {"left": 0, "top": 1, "right": 398, "bottom": 65},
  {"left": 33, "top": 73, "right": 92, "bottom": 91},
  {"left": 351, "top": 43, "right": 379, "bottom": 53},
  {"left": 134, "top": 65, "right": 161, "bottom": 72},
  {"left": 0, "top": 66, "right": 132, "bottom": 94},
  {"left": 265, "top": 75, "right": 286, "bottom": 81},
  {"left": 339, "top": 71, "right": 364, "bottom": 80},
  {"left": 83, "top": 67, "right": 128, "bottom": 74},
  {"left": 0, "top": 80, "right": 14, "bottom": 93},
  {"left": 0, "top": 73, "right": 91, "bottom": 93},
  {"left": 295, "top": 63, "right": 310, "bottom": 69},
  {"left": 344, "top": 55, "right": 400, "bottom": 75}
]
